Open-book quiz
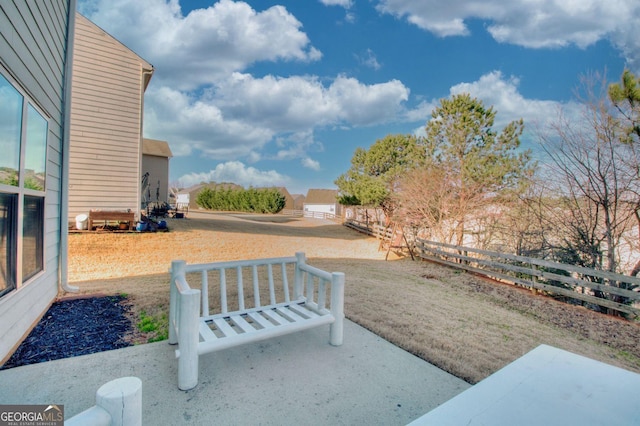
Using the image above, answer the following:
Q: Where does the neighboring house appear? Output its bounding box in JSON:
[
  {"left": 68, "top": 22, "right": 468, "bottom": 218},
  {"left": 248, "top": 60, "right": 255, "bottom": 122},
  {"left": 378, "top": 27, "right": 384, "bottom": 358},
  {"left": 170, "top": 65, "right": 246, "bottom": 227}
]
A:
[
  {"left": 68, "top": 13, "right": 154, "bottom": 222},
  {"left": 276, "top": 187, "right": 294, "bottom": 211},
  {"left": 291, "top": 194, "right": 306, "bottom": 211},
  {"left": 0, "top": 0, "right": 76, "bottom": 362},
  {"left": 142, "top": 138, "right": 172, "bottom": 207},
  {"left": 303, "top": 189, "right": 342, "bottom": 218},
  {"left": 256, "top": 187, "right": 296, "bottom": 211}
]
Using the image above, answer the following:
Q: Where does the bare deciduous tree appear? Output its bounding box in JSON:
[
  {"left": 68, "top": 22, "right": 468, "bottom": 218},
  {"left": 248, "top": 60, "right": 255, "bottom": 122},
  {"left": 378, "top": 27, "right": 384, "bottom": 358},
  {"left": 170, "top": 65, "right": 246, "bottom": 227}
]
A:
[{"left": 537, "top": 73, "right": 640, "bottom": 274}]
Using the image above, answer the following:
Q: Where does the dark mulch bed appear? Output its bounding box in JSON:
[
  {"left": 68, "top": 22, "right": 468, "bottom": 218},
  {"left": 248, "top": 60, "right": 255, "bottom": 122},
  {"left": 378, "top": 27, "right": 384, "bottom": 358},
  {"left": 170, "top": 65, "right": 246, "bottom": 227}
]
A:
[{"left": 1, "top": 295, "right": 134, "bottom": 370}]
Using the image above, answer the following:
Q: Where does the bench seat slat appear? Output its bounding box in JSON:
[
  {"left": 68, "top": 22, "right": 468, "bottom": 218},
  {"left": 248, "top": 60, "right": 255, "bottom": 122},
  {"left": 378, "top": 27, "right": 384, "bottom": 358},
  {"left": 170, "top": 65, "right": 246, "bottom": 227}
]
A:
[
  {"left": 262, "top": 308, "right": 288, "bottom": 325},
  {"left": 247, "top": 312, "right": 275, "bottom": 329},
  {"left": 199, "top": 321, "right": 218, "bottom": 342},
  {"left": 212, "top": 317, "right": 238, "bottom": 338},
  {"left": 287, "top": 304, "right": 320, "bottom": 319},
  {"left": 231, "top": 314, "right": 258, "bottom": 333},
  {"left": 275, "top": 306, "right": 306, "bottom": 323}
]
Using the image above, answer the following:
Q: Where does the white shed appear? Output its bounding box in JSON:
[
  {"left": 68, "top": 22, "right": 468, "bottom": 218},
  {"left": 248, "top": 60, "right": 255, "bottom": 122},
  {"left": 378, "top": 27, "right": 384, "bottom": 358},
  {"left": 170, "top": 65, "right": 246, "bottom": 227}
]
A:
[{"left": 303, "top": 189, "right": 342, "bottom": 218}]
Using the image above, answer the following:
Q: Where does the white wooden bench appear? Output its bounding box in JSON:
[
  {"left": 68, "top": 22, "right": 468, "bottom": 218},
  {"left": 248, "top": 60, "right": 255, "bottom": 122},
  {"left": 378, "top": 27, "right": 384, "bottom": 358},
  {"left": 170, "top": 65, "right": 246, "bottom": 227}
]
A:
[{"left": 168, "top": 252, "right": 345, "bottom": 390}]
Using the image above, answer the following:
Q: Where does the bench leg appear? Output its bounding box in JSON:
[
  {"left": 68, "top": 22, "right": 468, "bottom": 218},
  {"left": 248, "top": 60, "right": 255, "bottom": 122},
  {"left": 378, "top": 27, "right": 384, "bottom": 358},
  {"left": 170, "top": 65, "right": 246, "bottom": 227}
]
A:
[
  {"left": 178, "top": 289, "right": 201, "bottom": 390},
  {"left": 330, "top": 272, "right": 345, "bottom": 346}
]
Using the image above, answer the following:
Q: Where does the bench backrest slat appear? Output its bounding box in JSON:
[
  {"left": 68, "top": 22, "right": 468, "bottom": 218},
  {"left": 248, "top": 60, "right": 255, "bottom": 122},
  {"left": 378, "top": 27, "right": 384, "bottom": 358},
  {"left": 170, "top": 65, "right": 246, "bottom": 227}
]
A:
[
  {"left": 281, "top": 262, "right": 290, "bottom": 303},
  {"left": 201, "top": 270, "right": 209, "bottom": 316},
  {"left": 252, "top": 265, "right": 261, "bottom": 308},
  {"left": 219, "top": 268, "right": 227, "bottom": 314},
  {"left": 237, "top": 266, "right": 245, "bottom": 312},
  {"left": 268, "top": 264, "right": 276, "bottom": 306}
]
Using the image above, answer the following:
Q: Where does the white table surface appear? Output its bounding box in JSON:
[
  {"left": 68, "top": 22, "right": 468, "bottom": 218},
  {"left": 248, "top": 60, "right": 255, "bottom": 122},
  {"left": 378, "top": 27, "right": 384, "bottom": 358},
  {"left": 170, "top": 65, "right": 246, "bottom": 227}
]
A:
[{"left": 408, "top": 344, "right": 640, "bottom": 426}]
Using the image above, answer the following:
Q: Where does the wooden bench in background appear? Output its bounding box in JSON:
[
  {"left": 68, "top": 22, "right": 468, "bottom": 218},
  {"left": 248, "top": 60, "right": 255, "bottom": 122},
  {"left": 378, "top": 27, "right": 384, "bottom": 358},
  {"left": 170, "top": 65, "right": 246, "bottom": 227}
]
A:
[
  {"left": 88, "top": 210, "right": 135, "bottom": 231},
  {"left": 169, "top": 252, "right": 345, "bottom": 390}
]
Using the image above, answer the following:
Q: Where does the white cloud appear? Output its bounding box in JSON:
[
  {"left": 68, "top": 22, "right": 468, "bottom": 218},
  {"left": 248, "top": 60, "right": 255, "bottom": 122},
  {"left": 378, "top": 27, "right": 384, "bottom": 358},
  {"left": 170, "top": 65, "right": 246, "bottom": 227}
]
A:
[
  {"left": 80, "top": 0, "right": 412, "bottom": 169},
  {"left": 319, "top": 0, "right": 353, "bottom": 7},
  {"left": 448, "top": 71, "right": 568, "bottom": 130},
  {"left": 144, "top": 74, "right": 410, "bottom": 163},
  {"left": 375, "top": 0, "right": 640, "bottom": 70},
  {"left": 407, "top": 71, "right": 583, "bottom": 146},
  {"left": 81, "top": 0, "right": 322, "bottom": 90},
  {"left": 356, "top": 49, "right": 382, "bottom": 70},
  {"left": 302, "top": 157, "right": 321, "bottom": 171},
  {"left": 144, "top": 86, "right": 274, "bottom": 159},
  {"left": 177, "top": 161, "right": 291, "bottom": 188},
  {"left": 327, "top": 76, "right": 409, "bottom": 125}
]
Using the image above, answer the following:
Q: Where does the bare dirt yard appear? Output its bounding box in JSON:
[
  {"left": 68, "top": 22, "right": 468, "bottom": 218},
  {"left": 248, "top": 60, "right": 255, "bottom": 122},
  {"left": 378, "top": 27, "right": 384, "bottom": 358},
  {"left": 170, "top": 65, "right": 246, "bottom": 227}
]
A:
[{"left": 67, "top": 211, "right": 640, "bottom": 384}]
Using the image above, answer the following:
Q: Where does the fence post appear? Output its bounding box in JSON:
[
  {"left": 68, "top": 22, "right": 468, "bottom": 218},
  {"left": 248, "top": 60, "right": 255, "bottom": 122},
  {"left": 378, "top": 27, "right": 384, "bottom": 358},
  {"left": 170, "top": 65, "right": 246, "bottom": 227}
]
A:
[
  {"left": 169, "top": 260, "right": 186, "bottom": 345},
  {"left": 329, "top": 272, "right": 345, "bottom": 346}
]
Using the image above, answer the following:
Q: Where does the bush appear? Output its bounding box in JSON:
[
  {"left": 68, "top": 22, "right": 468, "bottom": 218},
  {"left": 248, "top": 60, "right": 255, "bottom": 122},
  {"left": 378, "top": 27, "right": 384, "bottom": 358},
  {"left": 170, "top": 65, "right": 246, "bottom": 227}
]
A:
[{"left": 196, "top": 187, "right": 285, "bottom": 214}]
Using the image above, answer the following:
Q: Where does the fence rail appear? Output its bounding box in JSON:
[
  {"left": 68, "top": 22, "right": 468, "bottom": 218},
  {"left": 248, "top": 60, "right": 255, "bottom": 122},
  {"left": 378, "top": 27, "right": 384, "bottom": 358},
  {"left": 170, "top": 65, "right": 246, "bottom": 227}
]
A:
[
  {"left": 279, "top": 209, "right": 304, "bottom": 217},
  {"left": 303, "top": 211, "right": 340, "bottom": 220},
  {"left": 344, "top": 219, "right": 640, "bottom": 317}
]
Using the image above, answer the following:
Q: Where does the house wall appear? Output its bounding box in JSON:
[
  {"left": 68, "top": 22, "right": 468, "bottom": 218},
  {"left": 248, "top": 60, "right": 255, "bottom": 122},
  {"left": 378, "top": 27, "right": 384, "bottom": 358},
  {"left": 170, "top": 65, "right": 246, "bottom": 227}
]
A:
[
  {"left": 304, "top": 203, "right": 340, "bottom": 216},
  {"left": 142, "top": 155, "right": 169, "bottom": 204},
  {"left": 68, "top": 13, "right": 152, "bottom": 221},
  {"left": 0, "top": 0, "right": 75, "bottom": 362}
]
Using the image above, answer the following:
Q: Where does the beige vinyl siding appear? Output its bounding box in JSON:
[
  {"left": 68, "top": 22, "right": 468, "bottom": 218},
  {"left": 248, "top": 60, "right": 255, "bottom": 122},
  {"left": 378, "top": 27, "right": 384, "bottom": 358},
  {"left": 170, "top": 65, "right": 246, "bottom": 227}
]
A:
[
  {"left": 0, "top": 0, "right": 74, "bottom": 362},
  {"left": 68, "top": 13, "right": 153, "bottom": 220}
]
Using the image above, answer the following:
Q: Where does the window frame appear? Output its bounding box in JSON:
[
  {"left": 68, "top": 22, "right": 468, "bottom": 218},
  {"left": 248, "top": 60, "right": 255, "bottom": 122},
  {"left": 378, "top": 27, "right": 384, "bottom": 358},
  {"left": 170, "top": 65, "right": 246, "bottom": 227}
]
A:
[{"left": 0, "top": 67, "right": 49, "bottom": 296}]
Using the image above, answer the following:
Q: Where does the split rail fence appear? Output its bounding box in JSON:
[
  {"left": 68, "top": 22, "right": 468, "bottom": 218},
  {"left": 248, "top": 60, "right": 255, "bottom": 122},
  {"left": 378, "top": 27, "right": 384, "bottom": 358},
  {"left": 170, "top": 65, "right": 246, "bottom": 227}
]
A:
[{"left": 344, "top": 219, "right": 640, "bottom": 317}]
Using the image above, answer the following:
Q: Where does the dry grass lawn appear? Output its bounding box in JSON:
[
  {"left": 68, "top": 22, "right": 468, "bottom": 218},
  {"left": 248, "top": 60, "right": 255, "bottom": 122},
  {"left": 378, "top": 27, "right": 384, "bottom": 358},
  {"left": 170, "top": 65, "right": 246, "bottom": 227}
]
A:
[{"left": 67, "top": 211, "right": 640, "bottom": 384}]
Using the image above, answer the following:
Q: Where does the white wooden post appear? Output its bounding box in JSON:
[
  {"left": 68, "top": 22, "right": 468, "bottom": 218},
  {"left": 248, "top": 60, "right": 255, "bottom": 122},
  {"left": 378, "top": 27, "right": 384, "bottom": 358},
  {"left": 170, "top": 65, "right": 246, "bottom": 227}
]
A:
[
  {"left": 66, "top": 377, "right": 142, "bottom": 426},
  {"left": 178, "top": 287, "right": 201, "bottom": 390},
  {"left": 329, "top": 271, "right": 345, "bottom": 346},
  {"left": 169, "top": 260, "right": 186, "bottom": 345},
  {"left": 294, "top": 252, "right": 305, "bottom": 300},
  {"left": 95, "top": 377, "right": 142, "bottom": 426}
]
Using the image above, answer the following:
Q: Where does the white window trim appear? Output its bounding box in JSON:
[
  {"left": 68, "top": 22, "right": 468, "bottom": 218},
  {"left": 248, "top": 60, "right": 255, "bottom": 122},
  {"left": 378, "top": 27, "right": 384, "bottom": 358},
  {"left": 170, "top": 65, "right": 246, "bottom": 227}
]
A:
[{"left": 0, "top": 67, "right": 49, "bottom": 291}]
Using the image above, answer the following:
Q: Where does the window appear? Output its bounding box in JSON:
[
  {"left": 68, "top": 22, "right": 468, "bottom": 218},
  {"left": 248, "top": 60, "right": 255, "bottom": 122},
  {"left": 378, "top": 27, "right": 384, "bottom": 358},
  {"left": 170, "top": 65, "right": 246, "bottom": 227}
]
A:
[{"left": 0, "top": 72, "right": 48, "bottom": 297}]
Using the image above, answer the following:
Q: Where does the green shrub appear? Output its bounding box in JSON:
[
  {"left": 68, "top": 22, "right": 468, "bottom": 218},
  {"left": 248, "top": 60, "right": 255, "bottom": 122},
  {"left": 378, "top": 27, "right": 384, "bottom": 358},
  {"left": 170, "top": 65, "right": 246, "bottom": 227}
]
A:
[{"left": 196, "top": 187, "right": 285, "bottom": 213}]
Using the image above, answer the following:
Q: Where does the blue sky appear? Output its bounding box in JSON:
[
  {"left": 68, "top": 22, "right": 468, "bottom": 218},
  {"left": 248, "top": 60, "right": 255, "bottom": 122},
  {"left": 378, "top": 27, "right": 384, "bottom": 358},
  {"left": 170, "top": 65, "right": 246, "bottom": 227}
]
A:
[{"left": 77, "top": 0, "right": 638, "bottom": 195}]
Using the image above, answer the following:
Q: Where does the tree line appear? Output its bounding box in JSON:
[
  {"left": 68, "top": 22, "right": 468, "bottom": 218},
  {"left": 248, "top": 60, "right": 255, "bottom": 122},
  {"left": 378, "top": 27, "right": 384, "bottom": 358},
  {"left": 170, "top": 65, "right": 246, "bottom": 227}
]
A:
[
  {"left": 336, "top": 70, "right": 640, "bottom": 281},
  {"left": 196, "top": 187, "right": 286, "bottom": 214}
]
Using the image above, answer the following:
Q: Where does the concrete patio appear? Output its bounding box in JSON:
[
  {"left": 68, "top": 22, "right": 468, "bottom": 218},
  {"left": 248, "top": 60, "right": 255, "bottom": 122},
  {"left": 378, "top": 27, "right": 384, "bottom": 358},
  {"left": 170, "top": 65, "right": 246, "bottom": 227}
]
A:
[{"left": 0, "top": 319, "right": 469, "bottom": 425}]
